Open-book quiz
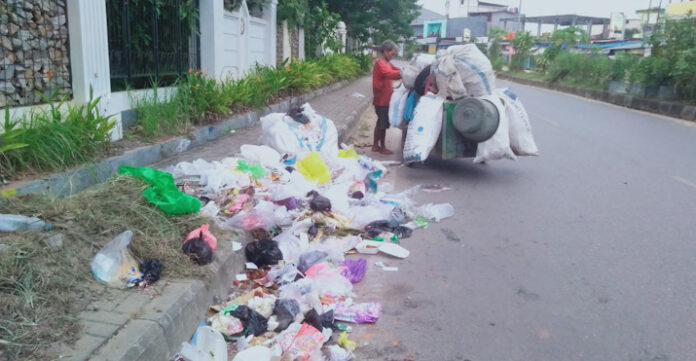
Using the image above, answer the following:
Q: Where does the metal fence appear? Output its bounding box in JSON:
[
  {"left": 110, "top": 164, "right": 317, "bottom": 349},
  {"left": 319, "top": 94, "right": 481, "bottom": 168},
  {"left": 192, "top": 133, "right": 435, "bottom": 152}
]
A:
[
  {"left": 106, "top": 0, "right": 200, "bottom": 91},
  {"left": 0, "top": 0, "right": 72, "bottom": 107}
]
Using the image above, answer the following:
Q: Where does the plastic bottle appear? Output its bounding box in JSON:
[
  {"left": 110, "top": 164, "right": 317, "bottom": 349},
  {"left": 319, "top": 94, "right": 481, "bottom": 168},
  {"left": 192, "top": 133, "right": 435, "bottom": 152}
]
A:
[{"left": 0, "top": 214, "right": 52, "bottom": 232}]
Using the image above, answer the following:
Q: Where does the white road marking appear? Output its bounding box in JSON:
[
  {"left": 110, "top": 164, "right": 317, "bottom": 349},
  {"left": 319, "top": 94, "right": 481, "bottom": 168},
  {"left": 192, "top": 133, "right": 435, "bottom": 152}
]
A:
[{"left": 670, "top": 175, "right": 696, "bottom": 190}]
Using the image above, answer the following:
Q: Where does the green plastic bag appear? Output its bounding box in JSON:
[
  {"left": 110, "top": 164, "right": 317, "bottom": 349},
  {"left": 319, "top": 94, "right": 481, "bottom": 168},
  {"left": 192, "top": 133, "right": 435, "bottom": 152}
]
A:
[
  {"left": 118, "top": 166, "right": 202, "bottom": 215},
  {"left": 236, "top": 160, "right": 266, "bottom": 179}
]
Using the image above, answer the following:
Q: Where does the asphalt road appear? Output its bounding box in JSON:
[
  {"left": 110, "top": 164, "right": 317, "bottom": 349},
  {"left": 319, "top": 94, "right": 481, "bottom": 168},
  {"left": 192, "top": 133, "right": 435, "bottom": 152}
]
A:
[{"left": 347, "top": 80, "right": 696, "bottom": 361}]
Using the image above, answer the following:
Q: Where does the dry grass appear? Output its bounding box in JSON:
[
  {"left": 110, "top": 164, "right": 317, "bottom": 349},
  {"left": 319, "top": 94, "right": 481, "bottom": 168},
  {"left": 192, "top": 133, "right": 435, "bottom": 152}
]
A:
[{"left": 0, "top": 176, "right": 231, "bottom": 360}]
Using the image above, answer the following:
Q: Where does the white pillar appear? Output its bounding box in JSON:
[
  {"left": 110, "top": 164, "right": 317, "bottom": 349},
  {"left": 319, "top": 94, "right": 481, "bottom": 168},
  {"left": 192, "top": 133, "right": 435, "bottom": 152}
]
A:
[
  {"left": 200, "top": 0, "right": 225, "bottom": 80},
  {"left": 298, "top": 27, "right": 305, "bottom": 60},
  {"left": 264, "top": 0, "right": 278, "bottom": 66},
  {"left": 282, "top": 20, "right": 291, "bottom": 62},
  {"left": 67, "top": 0, "right": 121, "bottom": 140}
]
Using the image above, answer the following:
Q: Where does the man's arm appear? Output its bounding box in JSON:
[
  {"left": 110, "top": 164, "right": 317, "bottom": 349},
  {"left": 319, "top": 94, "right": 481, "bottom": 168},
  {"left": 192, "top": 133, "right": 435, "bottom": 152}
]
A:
[{"left": 377, "top": 60, "right": 402, "bottom": 80}]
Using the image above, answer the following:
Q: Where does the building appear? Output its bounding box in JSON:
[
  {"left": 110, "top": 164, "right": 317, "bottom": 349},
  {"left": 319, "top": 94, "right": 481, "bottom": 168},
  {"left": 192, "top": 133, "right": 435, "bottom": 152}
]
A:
[
  {"left": 1, "top": 0, "right": 287, "bottom": 142},
  {"left": 635, "top": 7, "right": 666, "bottom": 36},
  {"left": 667, "top": 1, "right": 696, "bottom": 19},
  {"left": 411, "top": 7, "right": 487, "bottom": 52}
]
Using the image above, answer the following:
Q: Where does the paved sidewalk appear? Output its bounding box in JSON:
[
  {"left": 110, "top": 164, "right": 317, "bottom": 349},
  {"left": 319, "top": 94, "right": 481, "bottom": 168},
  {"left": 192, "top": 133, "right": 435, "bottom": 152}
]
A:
[{"left": 154, "top": 76, "right": 372, "bottom": 168}]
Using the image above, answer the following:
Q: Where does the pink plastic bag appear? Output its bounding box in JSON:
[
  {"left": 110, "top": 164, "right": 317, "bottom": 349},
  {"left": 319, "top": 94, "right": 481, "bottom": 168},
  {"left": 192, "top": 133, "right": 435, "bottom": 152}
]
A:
[
  {"left": 334, "top": 302, "right": 382, "bottom": 323},
  {"left": 185, "top": 224, "right": 218, "bottom": 251},
  {"left": 283, "top": 323, "right": 324, "bottom": 361},
  {"left": 340, "top": 258, "right": 367, "bottom": 283}
]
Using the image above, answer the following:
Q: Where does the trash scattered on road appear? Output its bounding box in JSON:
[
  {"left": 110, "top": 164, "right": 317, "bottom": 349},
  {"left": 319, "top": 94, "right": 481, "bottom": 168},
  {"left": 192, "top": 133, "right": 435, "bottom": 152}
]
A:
[
  {"left": 0, "top": 213, "right": 52, "bottom": 232},
  {"left": 166, "top": 103, "right": 455, "bottom": 360},
  {"left": 91, "top": 230, "right": 143, "bottom": 288}
]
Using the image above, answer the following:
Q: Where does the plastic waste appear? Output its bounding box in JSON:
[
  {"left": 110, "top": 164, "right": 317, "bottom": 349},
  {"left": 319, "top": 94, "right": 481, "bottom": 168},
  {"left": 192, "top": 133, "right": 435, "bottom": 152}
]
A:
[
  {"left": 245, "top": 238, "right": 283, "bottom": 268},
  {"left": 334, "top": 302, "right": 382, "bottom": 324},
  {"left": 364, "top": 220, "right": 412, "bottom": 239},
  {"left": 118, "top": 166, "right": 202, "bottom": 214},
  {"left": 200, "top": 202, "right": 220, "bottom": 218},
  {"left": 298, "top": 250, "right": 328, "bottom": 273},
  {"left": 91, "top": 230, "right": 143, "bottom": 288},
  {"left": 418, "top": 203, "right": 454, "bottom": 222},
  {"left": 284, "top": 323, "right": 325, "bottom": 361},
  {"left": 403, "top": 93, "right": 445, "bottom": 164},
  {"left": 338, "top": 148, "right": 359, "bottom": 160},
  {"left": 210, "top": 313, "right": 244, "bottom": 336},
  {"left": 364, "top": 170, "right": 383, "bottom": 193},
  {"left": 273, "top": 299, "right": 301, "bottom": 332},
  {"left": 180, "top": 326, "right": 228, "bottom": 361},
  {"left": 260, "top": 103, "right": 339, "bottom": 159},
  {"left": 183, "top": 235, "right": 214, "bottom": 265},
  {"left": 348, "top": 181, "right": 366, "bottom": 199},
  {"left": 0, "top": 214, "right": 51, "bottom": 232},
  {"left": 247, "top": 295, "right": 276, "bottom": 318},
  {"left": 186, "top": 224, "right": 218, "bottom": 251},
  {"left": 229, "top": 305, "right": 269, "bottom": 336},
  {"left": 473, "top": 94, "right": 517, "bottom": 163},
  {"left": 138, "top": 258, "right": 162, "bottom": 286},
  {"left": 240, "top": 144, "right": 282, "bottom": 169},
  {"left": 307, "top": 190, "right": 332, "bottom": 212},
  {"left": 231, "top": 346, "right": 273, "bottom": 361},
  {"left": 266, "top": 264, "right": 301, "bottom": 286},
  {"left": 340, "top": 259, "right": 367, "bottom": 284},
  {"left": 296, "top": 152, "right": 332, "bottom": 185},
  {"left": 304, "top": 309, "right": 335, "bottom": 332},
  {"left": 337, "top": 331, "right": 357, "bottom": 351},
  {"left": 305, "top": 262, "right": 353, "bottom": 297},
  {"left": 324, "top": 344, "right": 354, "bottom": 361},
  {"left": 236, "top": 160, "right": 266, "bottom": 179},
  {"left": 388, "top": 84, "right": 409, "bottom": 127}
]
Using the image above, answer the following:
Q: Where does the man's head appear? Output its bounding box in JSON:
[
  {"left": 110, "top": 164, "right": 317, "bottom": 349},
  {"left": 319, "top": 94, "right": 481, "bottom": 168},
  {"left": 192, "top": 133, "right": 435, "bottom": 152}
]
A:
[{"left": 379, "top": 40, "right": 398, "bottom": 61}]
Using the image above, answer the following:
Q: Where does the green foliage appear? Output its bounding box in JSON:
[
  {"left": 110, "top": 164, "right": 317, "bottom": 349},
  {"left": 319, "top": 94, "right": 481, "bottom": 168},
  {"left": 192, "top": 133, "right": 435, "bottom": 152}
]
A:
[
  {"left": 510, "top": 31, "right": 534, "bottom": 70},
  {"left": 132, "top": 84, "right": 188, "bottom": 139},
  {"left": 631, "top": 56, "right": 672, "bottom": 86},
  {"left": 487, "top": 27, "right": 507, "bottom": 61},
  {"left": 547, "top": 52, "right": 612, "bottom": 88},
  {"left": 610, "top": 53, "right": 640, "bottom": 82},
  {"left": 0, "top": 90, "right": 115, "bottom": 179},
  {"left": 549, "top": 26, "right": 589, "bottom": 46},
  {"left": 305, "top": 1, "right": 343, "bottom": 58},
  {"left": 277, "top": 0, "right": 309, "bottom": 27},
  {"left": 492, "top": 57, "right": 505, "bottom": 71},
  {"left": 536, "top": 45, "right": 561, "bottom": 71}
]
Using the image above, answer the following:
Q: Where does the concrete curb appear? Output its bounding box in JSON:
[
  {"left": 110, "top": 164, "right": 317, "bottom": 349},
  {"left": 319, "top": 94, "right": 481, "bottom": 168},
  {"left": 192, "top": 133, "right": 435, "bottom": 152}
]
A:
[
  {"left": 1, "top": 79, "right": 358, "bottom": 198},
  {"left": 62, "top": 89, "right": 371, "bottom": 361},
  {"left": 497, "top": 73, "right": 696, "bottom": 123}
]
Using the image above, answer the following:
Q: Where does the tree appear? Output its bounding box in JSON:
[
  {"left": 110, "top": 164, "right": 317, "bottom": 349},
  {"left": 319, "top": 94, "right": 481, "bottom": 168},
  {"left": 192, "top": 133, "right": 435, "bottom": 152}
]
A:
[
  {"left": 309, "top": 0, "right": 420, "bottom": 45},
  {"left": 549, "top": 26, "right": 589, "bottom": 47},
  {"left": 511, "top": 31, "right": 534, "bottom": 70},
  {"left": 487, "top": 27, "right": 507, "bottom": 61}
]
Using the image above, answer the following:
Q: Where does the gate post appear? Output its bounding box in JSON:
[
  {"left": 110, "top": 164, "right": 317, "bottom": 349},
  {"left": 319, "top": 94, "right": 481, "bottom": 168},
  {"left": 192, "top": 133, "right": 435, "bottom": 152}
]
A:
[{"left": 200, "top": 0, "right": 225, "bottom": 80}]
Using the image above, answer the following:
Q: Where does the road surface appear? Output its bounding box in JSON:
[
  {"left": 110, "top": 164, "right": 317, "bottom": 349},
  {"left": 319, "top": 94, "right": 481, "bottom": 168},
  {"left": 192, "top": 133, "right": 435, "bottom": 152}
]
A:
[{"left": 348, "top": 80, "right": 696, "bottom": 361}]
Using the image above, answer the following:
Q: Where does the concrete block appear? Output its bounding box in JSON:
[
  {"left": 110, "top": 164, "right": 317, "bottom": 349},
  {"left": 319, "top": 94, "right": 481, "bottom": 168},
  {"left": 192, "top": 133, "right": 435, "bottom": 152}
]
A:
[
  {"left": 114, "top": 292, "right": 152, "bottom": 316},
  {"left": 681, "top": 105, "right": 696, "bottom": 121},
  {"left": 63, "top": 334, "right": 108, "bottom": 361},
  {"left": 78, "top": 310, "right": 131, "bottom": 326},
  {"left": 80, "top": 319, "right": 124, "bottom": 338},
  {"left": 88, "top": 319, "right": 168, "bottom": 361}
]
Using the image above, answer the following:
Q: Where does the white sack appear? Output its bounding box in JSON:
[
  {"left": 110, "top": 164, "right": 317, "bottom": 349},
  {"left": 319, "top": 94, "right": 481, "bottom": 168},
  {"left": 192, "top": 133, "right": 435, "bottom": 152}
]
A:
[
  {"left": 494, "top": 88, "right": 539, "bottom": 156},
  {"left": 403, "top": 93, "right": 445, "bottom": 164},
  {"left": 448, "top": 44, "right": 496, "bottom": 97},
  {"left": 473, "top": 95, "right": 517, "bottom": 163},
  {"left": 388, "top": 85, "right": 409, "bottom": 127}
]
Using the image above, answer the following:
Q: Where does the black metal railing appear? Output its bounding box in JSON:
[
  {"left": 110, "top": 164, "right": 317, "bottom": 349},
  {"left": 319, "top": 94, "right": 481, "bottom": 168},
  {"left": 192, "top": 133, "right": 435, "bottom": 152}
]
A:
[
  {"left": 0, "top": 0, "right": 72, "bottom": 107},
  {"left": 106, "top": 0, "right": 200, "bottom": 91}
]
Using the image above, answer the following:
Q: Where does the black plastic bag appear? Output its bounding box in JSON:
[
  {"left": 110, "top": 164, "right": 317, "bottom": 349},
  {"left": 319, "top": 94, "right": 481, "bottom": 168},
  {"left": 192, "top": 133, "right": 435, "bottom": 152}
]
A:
[
  {"left": 364, "top": 220, "right": 413, "bottom": 240},
  {"left": 139, "top": 258, "right": 163, "bottom": 283},
  {"left": 245, "top": 238, "right": 283, "bottom": 267},
  {"left": 304, "top": 309, "right": 335, "bottom": 331},
  {"left": 307, "top": 190, "right": 332, "bottom": 212},
  {"left": 273, "top": 299, "right": 300, "bottom": 332},
  {"left": 297, "top": 250, "right": 328, "bottom": 273},
  {"left": 182, "top": 235, "right": 213, "bottom": 265},
  {"left": 287, "top": 106, "right": 310, "bottom": 124},
  {"left": 230, "top": 305, "right": 268, "bottom": 336}
]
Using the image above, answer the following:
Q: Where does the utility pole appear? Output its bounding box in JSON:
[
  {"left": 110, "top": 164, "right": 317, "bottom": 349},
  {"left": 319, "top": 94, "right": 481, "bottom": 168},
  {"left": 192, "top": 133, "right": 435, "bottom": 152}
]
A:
[{"left": 518, "top": 0, "right": 523, "bottom": 32}]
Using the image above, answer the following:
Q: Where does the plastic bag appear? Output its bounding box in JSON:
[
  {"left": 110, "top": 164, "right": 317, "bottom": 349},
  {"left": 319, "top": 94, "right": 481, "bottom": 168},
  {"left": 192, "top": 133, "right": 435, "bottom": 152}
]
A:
[
  {"left": 334, "top": 302, "right": 382, "bottom": 324},
  {"left": 473, "top": 95, "right": 517, "bottom": 163},
  {"left": 307, "top": 190, "right": 332, "bottom": 212},
  {"left": 229, "top": 305, "right": 269, "bottom": 336},
  {"left": 388, "top": 85, "right": 409, "bottom": 127},
  {"left": 267, "top": 264, "right": 301, "bottom": 286},
  {"left": 183, "top": 235, "right": 214, "bottom": 265},
  {"left": 91, "top": 230, "right": 143, "bottom": 288},
  {"left": 418, "top": 203, "right": 454, "bottom": 222},
  {"left": 138, "top": 258, "right": 163, "bottom": 285},
  {"left": 324, "top": 344, "right": 354, "bottom": 361},
  {"left": 283, "top": 323, "right": 325, "bottom": 361},
  {"left": 210, "top": 313, "right": 244, "bottom": 336},
  {"left": 118, "top": 166, "right": 201, "bottom": 214},
  {"left": 226, "top": 201, "right": 292, "bottom": 231},
  {"left": 260, "top": 104, "right": 339, "bottom": 159},
  {"left": 247, "top": 295, "right": 277, "bottom": 318},
  {"left": 232, "top": 346, "right": 273, "bottom": 361},
  {"left": 305, "top": 262, "right": 353, "bottom": 297},
  {"left": 403, "top": 93, "right": 445, "bottom": 164},
  {"left": 304, "top": 309, "right": 335, "bottom": 332},
  {"left": 236, "top": 160, "right": 266, "bottom": 179},
  {"left": 337, "top": 148, "right": 359, "bottom": 160},
  {"left": 448, "top": 44, "right": 496, "bottom": 96},
  {"left": 240, "top": 144, "right": 282, "bottom": 169},
  {"left": 273, "top": 299, "right": 301, "bottom": 332},
  {"left": 186, "top": 224, "right": 218, "bottom": 251},
  {"left": 298, "top": 250, "right": 329, "bottom": 273},
  {"left": 245, "top": 239, "right": 283, "bottom": 268},
  {"left": 495, "top": 88, "right": 539, "bottom": 156},
  {"left": 337, "top": 331, "right": 357, "bottom": 351},
  {"left": 296, "top": 152, "right": 332, "bottom": 185},
  {"left": 340, "top": 259, "right": 367, "bottom": 284}
]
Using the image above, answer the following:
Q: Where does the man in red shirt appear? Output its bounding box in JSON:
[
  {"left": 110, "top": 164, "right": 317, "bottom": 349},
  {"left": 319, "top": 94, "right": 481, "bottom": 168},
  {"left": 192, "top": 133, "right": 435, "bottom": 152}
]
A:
[{"left": 372, "top": 40, "right": 402, "bottom": 154}]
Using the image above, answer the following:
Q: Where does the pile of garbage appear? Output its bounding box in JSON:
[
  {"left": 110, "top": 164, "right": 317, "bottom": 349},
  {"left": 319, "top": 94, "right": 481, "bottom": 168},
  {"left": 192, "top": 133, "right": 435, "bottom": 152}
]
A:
[
  {"left": 150, "top": 104, "right": 454, "bottom": 361},
  {"left": 391, "top": 45, "right": 539, "bottom": 164}
]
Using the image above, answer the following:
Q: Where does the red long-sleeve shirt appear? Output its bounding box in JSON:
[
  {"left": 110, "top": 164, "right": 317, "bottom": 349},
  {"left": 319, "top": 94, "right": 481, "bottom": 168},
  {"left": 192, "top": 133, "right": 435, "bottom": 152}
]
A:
[{"left": 372, "top": 58, "right": 401, "bottom": 106}]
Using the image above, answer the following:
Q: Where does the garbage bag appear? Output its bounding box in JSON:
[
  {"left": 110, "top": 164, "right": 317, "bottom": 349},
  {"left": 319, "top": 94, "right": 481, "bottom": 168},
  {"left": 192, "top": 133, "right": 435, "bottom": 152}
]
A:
[
  {"left": 273, "top": 299, "right": 301, "bottom": 332},
  {"left": 324, "top": 344, "right": 354, "bottom": 361},
  {"left": 236, "top": 160, "right": 266, "bottom": 179},
  {"left": 433, "top": 52, "right": 467, "bottom": 100},
  {"left": 91, "top": 231, "right": 143, "bottom": 288},
  {"left": 240, "top": 144, "right": 283, "bottom": 169},
  {"left": 260, "top": 103, "right": 338, "bottom": 159},
  {"left": 304, "top": 309, "right": 335, "bottom": 331},
  {"left": 473, "top": 94, "right": 517, "bottom": 163},
  {"left": 229, "top": 305, "right": 269, "bottom": 336},
  {"left": 210, "top": 312, "right": 244, "bottom": 336},
  {"left": 118, "top": 166, "right": 201, "bottom": 214},
  {"left": 138, "top": 258, "right": 163, "bottom": 285},
  {"left": 232, "top": 346, "right": 273, "bottom": 361},
  {"left": 337, "top": 148, "right": 359, "bottom": 160},
  {"left": 448, "top": 44, "right": 496, "bottom": 96},
  {"left": 287, "top": 106, "right": 311, "bottom": 124},
  {"left": 182, "top": 236, "right": 214, "bottom": 265},
  {"left": 305, "top": 262, "right": 353, "bottom": 297},
  {"left": 267, "top": 264, "right": 301, "bottom": 286},
  {"left": 248, "top": 295, "right": 277, "bottom": 318},
  {"left": 298, "top": 250, "right": 328, "bottom": 273},
  {"left": 403, "top": 93, "right": 445, "bottom": 164},
  {"left": 245, "top": 238, "right": 283, "bottom": 268},
  {"left": 307, "top": 190, "right": 332, "bottom": 212},
  {"left": 389, "top": 84, "right": 409, "bottom": 127},
  {"left": 185, "top": 224, "right": 218, "bottom": 251},
  {"left": 283, "top": 323, "right": 325, "bottom": 361},
  {"left": 334, "top": 302, "right": 382, "bottom": 324},
  {"left": 226, "top": 201, "right": 292, "bottom": 231},
  {"left": 418, "top": 203, "right": 454, "bottom": 222},
  {"left": 495, "top": 88, "right": 539, "bottom": 156},
  {"left": 402, "top": 91, "right": 419, "bottom": 123},
  {"left": 340, "top": 259, "right": 367, "bottom": 284},
  {"left": 296, "top": 152, "right": 332, "bottom": 185}
]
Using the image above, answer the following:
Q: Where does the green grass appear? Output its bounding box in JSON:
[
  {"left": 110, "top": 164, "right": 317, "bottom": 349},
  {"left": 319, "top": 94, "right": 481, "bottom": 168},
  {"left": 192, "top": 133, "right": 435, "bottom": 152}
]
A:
[{"left": 0, "top": 176, "right": 231, "bottom": 360}]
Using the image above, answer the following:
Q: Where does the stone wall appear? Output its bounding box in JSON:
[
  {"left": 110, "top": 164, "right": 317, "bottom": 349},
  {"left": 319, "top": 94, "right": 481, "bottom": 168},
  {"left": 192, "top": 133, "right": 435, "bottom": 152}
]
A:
[
  {"left": 275, "top": 23, "right": 301, "bottom": 65},
  {"left": 0, "top": 0, "right": 71, "bottom": 107}
]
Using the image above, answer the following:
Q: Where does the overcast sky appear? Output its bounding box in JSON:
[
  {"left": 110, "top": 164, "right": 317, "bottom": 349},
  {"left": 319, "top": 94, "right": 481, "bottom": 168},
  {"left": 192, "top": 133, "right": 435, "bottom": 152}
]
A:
[{"left": 417, "top": 0, "right": 669, "bottom": 19}]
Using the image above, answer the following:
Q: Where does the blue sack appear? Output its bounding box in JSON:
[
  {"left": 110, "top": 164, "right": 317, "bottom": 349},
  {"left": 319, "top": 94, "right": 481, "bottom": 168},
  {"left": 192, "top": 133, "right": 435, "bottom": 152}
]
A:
[{"left": 403, "top": 91, "right": 418, "bottom": 123}]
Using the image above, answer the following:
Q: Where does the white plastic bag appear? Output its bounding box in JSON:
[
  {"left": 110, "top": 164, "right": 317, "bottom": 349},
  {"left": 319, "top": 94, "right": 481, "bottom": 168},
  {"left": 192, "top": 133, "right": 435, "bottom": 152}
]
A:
[
  {"left": 240, "top": 144, "right": 283, "bottom": 169},
  {"left": 401, "top": 64, "right": 421, "bottom": 89},
  {"left": 260, "top": 103, "right": 338, "bottom": 159},
  {"left": 473, "top": 95, "right": 517, "bottom": 163},
  {"left": 388, "top": 85, "right": 409, "bottom": 127},
  {"left": 418, "top": 203, "right": 455, "bottom": 222},
  {"left": 90, "top": 230, "right": 143, "bottom": 288},
  {"left": 403, "top": 93, "right": 445, "bottom": 164},
  {"left": 448, "top": 44, "right": 496, "bottom": 97},
  {"left": 495, "top": 88, "right": 539, "bottom": 156}
]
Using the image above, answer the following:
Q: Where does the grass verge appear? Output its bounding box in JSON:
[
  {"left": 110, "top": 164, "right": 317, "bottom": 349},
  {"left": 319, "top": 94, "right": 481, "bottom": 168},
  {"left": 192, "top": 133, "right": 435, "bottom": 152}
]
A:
[{"left": 0, "top": 176, "right": 232, "bottom": 360}]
